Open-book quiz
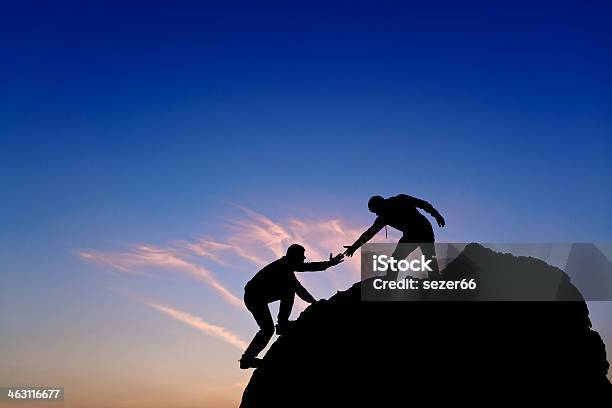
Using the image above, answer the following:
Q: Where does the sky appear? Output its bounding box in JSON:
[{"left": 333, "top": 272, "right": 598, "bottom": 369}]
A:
[{"left": 1, "top": 1, "right": 611, "bottom": 407}]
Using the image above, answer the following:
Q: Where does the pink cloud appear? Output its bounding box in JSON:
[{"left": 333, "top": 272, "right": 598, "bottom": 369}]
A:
[
  {"left": 78, "top": 245, "right": 243, "bottom": 309},
  {"left": 174, "top": 206, "right": 370, "bottom": 281},
  {"left": 146, "top": 302, "right": 247, "bottom": 350},
  {"left": 174, "top": 239, "right": 233, "bottom": 266},
  {"left": 78, "top": 205, "right": 386, "bottom": 313}
]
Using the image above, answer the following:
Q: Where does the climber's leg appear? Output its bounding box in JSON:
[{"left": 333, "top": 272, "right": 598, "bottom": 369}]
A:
[
  {"left": 241, "top": 294, "right": 274, "bottom": 368},
  {"left": 276, "top": 292, "right": 295, "bottom": 335},
  {"left": 389, "top": 239, "right": 418, "bottom": 281}
]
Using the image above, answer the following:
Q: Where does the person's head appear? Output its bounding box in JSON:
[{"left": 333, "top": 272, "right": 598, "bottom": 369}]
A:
[
  {"left": 286, "top": 243, "right": 306, "bottom": 267},
  {"left": 368, "top": 195, "right": 385, "bottom": 215}
]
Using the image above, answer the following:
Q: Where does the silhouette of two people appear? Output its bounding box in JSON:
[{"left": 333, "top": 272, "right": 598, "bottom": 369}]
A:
[
  {"left": 240, "top": 194, "right": 445, "bottom": 369},
  {"left": 343, "top": 194, "right": 445, "bottom": 280},
  {"left": 240, "top": 244, "right": 344, "bottom": 369}
]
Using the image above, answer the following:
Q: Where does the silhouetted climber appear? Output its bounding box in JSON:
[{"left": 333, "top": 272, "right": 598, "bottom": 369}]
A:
[
  {"left": 240, "top": 244, "right": 344, "bottom": 369},
  {"left": 343, "top": 194, "right": 445, "bottom": 280}
]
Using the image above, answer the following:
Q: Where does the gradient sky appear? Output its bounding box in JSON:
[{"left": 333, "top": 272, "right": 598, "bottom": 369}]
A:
[{"left": 1, "top": 2, "right": 611, "bottom": 407}]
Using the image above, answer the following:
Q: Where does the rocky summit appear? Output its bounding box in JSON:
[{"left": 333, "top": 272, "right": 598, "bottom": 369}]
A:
[{"left": 241, "top": 244, "right": 611, "bottom": 407}]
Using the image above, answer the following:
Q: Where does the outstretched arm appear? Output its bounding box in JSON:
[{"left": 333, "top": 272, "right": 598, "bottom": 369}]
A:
[
  {"left": 343, "top": 217, "right": 386, "bottom": 257},
  {"left": 295, "top": 253, "right": 345, "bottom": 272},
  {"left": 399, "top": 194, "right": 445, "bottom": 227}
]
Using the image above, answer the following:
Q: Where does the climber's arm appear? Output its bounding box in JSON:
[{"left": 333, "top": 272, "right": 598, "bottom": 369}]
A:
[
  {"left": 296, "top": 253, "right": 344, "bottom": 272},
  {"left": 343, "top": 217, "right": 386, "bottom": 257},
  {"left": 295, "top": 282, "right": 316, "bottom": 304},
  {"left": 399, "top": 194, "right": 445, "bottom": 227}
]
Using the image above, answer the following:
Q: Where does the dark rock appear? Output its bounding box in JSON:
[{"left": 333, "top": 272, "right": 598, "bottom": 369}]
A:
[{"left": 241, "top": 244, "right": 611, "bottom": 406}]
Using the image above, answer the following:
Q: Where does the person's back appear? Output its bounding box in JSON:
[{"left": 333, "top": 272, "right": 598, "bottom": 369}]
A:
[
  {"left": 379, "top": 194, "right": 434, "bottom": 241},
  {"left": 245, "top": 257, "right": 297, "bottom": 303}
]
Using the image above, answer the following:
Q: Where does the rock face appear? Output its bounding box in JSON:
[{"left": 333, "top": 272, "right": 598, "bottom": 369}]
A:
[{"left": 241, "top": 244, "right": 611, "bottom": 407}]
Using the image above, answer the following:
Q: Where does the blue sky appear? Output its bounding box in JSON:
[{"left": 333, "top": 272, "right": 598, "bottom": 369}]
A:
[
  {"left": 1, "top": 2, "right": 611, "bottom": 406},
  {"left": 2, "top": 1, "right": 611, "bottom": 244}
]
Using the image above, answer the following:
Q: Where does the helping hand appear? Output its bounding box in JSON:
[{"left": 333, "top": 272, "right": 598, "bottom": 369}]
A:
[
  {"left": 343, "top": 245, "right": 357, "bottom": 257},
  {"left": 328, "top": 252, "right": 345, "bottom": 266}
]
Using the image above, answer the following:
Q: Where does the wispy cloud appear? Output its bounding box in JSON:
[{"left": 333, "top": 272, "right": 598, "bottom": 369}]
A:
[
  {"left": 146, "top": 301, "right": 247, "bottom": 350},
  {"left": 77, "top": 204, "right": 387, "bottom": 384},
  {"left": 78, "top": 205, "right": 379, "bottom": 312},
  {"left": 173, "top": 239, "right": 234, "bottom": 267},
  {"left": 78, "top": 245, "right": 243, "bottom": 308},
  {"left": 188, "top": 206, "right": 366, "bottom": 274}
]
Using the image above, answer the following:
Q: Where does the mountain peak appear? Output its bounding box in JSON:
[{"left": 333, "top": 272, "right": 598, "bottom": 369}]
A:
[{"left": 241, "top": 244, "right": 611, "bottom": 406}]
